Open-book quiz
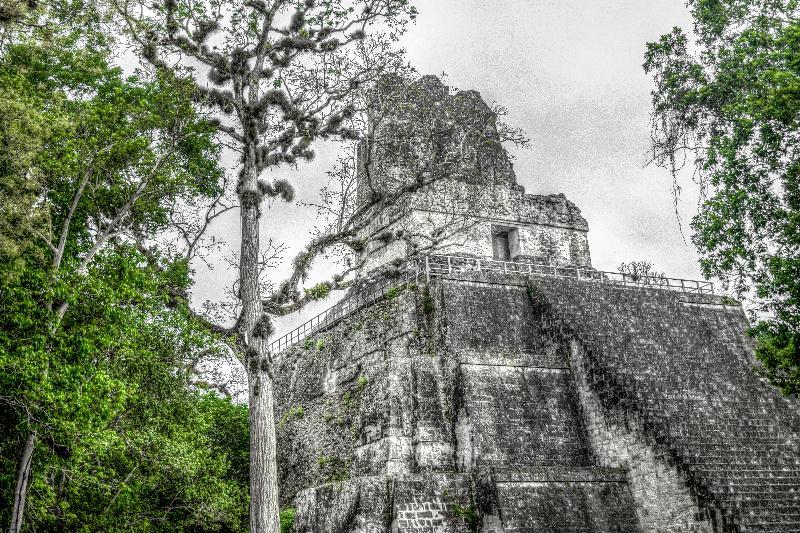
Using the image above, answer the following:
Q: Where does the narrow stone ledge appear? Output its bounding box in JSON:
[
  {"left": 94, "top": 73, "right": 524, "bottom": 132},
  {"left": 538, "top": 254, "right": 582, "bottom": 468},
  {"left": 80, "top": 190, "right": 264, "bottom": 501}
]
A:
[
  {"left": 677, "top": 293, "right": 734, "bottom": 306},
  {"left": 679, "top": 301, "right": 741, "bottom": 310},
  {"left": 459, "top": 351, "right": 567, "bottom": 369},
  {"left": 492, "top": 466, "right": 629, "bottom": 483},
  {"left": 438, "top": 271, "right": 531, "bottom": 287}
]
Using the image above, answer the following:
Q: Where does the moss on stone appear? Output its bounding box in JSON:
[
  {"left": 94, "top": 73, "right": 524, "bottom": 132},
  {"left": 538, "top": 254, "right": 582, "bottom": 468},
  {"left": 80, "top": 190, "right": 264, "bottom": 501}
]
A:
[
  {"left": 278, "top": 405, "right": 305, "bottom": 430},
  {"left": 421, "top": 286, "right": 435, "bottom": 317},
  {"left": 386, "top": 285, "right": 402, "bottom": 300},
  {"left": 317, "top": 455, "right": 350, "bottom": 483},
  {"left": 452, "top": 504, "right": 479, "bottom": 531}
]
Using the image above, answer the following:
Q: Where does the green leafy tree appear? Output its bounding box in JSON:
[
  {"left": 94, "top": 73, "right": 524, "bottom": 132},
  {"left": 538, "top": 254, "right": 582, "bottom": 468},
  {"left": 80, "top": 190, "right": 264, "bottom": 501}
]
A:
[
  {"left": 0, "top": 11, "right": 249, "bottom": 530},
  {"left": 644, "top": 0, "right": 800, "bottom": 393}
]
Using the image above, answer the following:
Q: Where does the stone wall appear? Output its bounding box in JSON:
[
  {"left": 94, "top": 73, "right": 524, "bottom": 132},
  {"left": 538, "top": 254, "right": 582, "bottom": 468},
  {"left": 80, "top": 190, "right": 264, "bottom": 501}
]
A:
[
  {"left": 275, "top": 274, "right": 643, "bottom": 532},
  {"left": 568, "top": 337, "right": 714, "bottom": 532},
  {"left": 439, "top": 277, "right": 640, "bottom": 532},
  {"left": 357, "top": 184, "right": 592, "bottom": 273},
  {"left": 356, "top": 75, "right": 517, "bottom": 206},
  {"left": 274, "top": 288, "right": 420, "bottom": 503},
  {"left": 277, "top": 270, "right": 800, "bottom": 532},
  {"left": 292, "top": 474, "right": 478, "bottom": 533}
]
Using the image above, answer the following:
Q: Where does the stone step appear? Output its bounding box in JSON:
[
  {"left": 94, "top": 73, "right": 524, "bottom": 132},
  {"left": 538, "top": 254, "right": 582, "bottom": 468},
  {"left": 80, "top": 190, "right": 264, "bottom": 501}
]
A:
[{"left": 491, "top": 465, "right": 628, "bottom": 483}]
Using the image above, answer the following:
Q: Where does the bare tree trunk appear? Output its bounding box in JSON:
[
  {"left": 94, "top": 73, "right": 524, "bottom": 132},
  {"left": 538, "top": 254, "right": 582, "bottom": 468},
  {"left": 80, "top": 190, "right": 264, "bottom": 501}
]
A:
[
  {"left": 239, "top": 150, "right": 280, "bottom": 533},
  {"left": 248, "top": 347, "right": 279, "bottom": 533},
  {"left": 10, "top": 431, "right": 36, "bottom": 533}
]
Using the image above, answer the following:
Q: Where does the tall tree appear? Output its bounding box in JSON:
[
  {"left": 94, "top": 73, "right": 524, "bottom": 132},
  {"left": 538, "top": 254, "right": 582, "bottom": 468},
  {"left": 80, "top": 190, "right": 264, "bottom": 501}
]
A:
[
  {"left": 644, "top": 0, "right": 800, "bottom": 393},
  {"left": 115, "top": 1, "right": 416, "bottom": 530},
  {"left": 0, "top": 6, "right": 249, "bottom": 528}
]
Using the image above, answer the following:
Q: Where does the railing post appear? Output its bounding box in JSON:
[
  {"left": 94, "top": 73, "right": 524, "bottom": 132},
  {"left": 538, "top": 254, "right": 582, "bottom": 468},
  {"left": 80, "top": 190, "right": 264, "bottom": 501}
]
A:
[
  {"left": 425, "top": 255, "right": 430, "bottom": 284},
  {"left": 447, "top": 255, "right": 452, "bottom": 274}
]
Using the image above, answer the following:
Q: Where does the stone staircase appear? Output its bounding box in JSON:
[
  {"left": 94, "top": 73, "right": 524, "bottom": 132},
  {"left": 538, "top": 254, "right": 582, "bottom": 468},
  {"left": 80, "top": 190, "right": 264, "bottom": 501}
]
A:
[
  {"left": 528, "top": 277, "right": 800, "bottom": 533},
  {"left": 441, "top": 279, "right": 640, "bottom": 532}
]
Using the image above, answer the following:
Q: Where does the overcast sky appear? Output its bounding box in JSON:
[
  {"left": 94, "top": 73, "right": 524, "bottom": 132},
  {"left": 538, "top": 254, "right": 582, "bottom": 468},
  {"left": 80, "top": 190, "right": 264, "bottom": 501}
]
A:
[{"left": 190, "top": 0, "right": 704, "bottom": 325}]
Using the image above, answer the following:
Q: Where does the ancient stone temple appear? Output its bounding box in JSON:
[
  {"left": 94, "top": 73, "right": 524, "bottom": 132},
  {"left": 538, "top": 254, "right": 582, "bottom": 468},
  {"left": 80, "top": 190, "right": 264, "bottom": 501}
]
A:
[{"left": 272, "top": 76, "right": 800, "bottom": 532}]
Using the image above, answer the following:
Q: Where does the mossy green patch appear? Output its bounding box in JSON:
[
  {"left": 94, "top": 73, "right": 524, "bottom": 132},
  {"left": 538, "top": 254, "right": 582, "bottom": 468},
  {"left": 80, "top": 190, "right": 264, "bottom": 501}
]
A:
[
  {"left": 452, "top": 504, "right": 479, "bottom": 531},
  {"left": 280, "top": 507, "right": 296, "bottom": 533}
]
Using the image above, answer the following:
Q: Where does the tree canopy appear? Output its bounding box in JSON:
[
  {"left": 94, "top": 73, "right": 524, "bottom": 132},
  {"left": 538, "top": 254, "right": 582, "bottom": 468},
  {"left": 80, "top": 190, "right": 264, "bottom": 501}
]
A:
[
  {"left": 0, "top": 7, "right": 249, "bottom": 530},
  {"left": 644, "top": 0, "right": 800, "bottom": 394}
]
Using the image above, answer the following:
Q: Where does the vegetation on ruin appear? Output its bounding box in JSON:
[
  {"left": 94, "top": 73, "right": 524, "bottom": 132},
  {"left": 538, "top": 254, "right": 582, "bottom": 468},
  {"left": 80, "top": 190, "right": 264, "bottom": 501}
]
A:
[
  {"left": 279, "top": 507, "right": 296, "bottom": 533},
  {"left": 645, "top": 0, "right": 800, "bottom": 394},
  {"left": 617, "top": 261, "right": 665, "bottom": 282},
  {"left": 451, "top": 503, "right": 479, "bottom": 531},
  {"left": 304, "top": 282, "right": 332, "bottom": 301},
  {"left": 278, "top": 405, "right": 305, "bottom": 430},
  {"left": 316, "top": 455, "right": 350, "bottom": 483},
  {"left": 421, "top": 285, "right": 435, "bottom": 317}
]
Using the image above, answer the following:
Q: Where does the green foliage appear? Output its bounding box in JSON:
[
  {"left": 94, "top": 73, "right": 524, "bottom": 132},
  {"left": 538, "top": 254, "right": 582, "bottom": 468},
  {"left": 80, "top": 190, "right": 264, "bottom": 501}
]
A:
[
  {"left": 304, "top": 282, "right": 332, "bottom": 300},
  {"left": 316, "top": 338, "right": 326, "bottom": 351},
  {"left": 278, "top": 405, "right": 305, "bottom": 429},
  {"left": 753, "top": 321, "right": 800, "bottom": 395},
  {"left": 0, "top": 249, "right": 250, "bottom": 531},
  {"left": 342, "top": 390, "right": 353, "bottom": 408},
  {"left": 280, "top": 507, "right": 297, "bottom": 533},
  {"left": 452, "top": 504, "right": 480, "bottom": 530},
  {"left": 303, "top": 338, "right": 315, "bottom": 350},
  {"left": 0, "top": 21, "right": 246, "bottom": 531},
  {"left": 356, "top": 374, "right": 369, "bottom": 391},
  {"left": 316, "top": 455, "right": 350, "bottom": 483},
  {"left": 386, "top": 283, "right": 408, "bottom": 300},
  {"left": 645, "top": 0, "right": 800, "bottom": 392},
  {"left": 421, "top": 286, "right": 435, "bottom": 317}
]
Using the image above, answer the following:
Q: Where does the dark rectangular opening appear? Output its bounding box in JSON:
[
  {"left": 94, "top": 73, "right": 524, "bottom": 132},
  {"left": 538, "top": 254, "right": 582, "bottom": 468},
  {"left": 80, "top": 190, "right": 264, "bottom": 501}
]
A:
[{"left": 493, "top": 231, "right": 511, "bottom": 261}]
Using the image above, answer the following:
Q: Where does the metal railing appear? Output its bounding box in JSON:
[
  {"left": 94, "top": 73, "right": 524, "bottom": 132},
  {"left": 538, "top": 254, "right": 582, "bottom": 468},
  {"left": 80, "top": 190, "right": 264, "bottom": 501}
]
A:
[
  {"left": 267, "top": 263, "right": 423, "bottom": 354},
  {"left": 268, "top": 254, "right": 713, "bottom": 354},
  {"left": 424, "top": 255, "right": 715, "bottom": 294}
]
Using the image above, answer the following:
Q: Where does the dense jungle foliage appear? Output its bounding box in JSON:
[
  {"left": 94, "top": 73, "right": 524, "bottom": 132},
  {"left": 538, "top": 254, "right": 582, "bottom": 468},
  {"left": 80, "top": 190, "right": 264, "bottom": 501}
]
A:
[
  {"left": 645, "top": 0, "right": 800, "bottom": 394},
  {"left": 0, "top": 2, "right": 249, "bottom": 530}
]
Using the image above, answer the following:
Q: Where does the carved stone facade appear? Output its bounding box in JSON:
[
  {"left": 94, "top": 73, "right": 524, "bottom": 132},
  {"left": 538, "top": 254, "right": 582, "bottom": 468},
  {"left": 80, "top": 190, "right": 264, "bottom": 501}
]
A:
[
  {"left": 273, "top": 77, "right": 800, "bottom": 532},
  {"left": 354, "top": 75, "right": 591, "bottom": 273}
]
